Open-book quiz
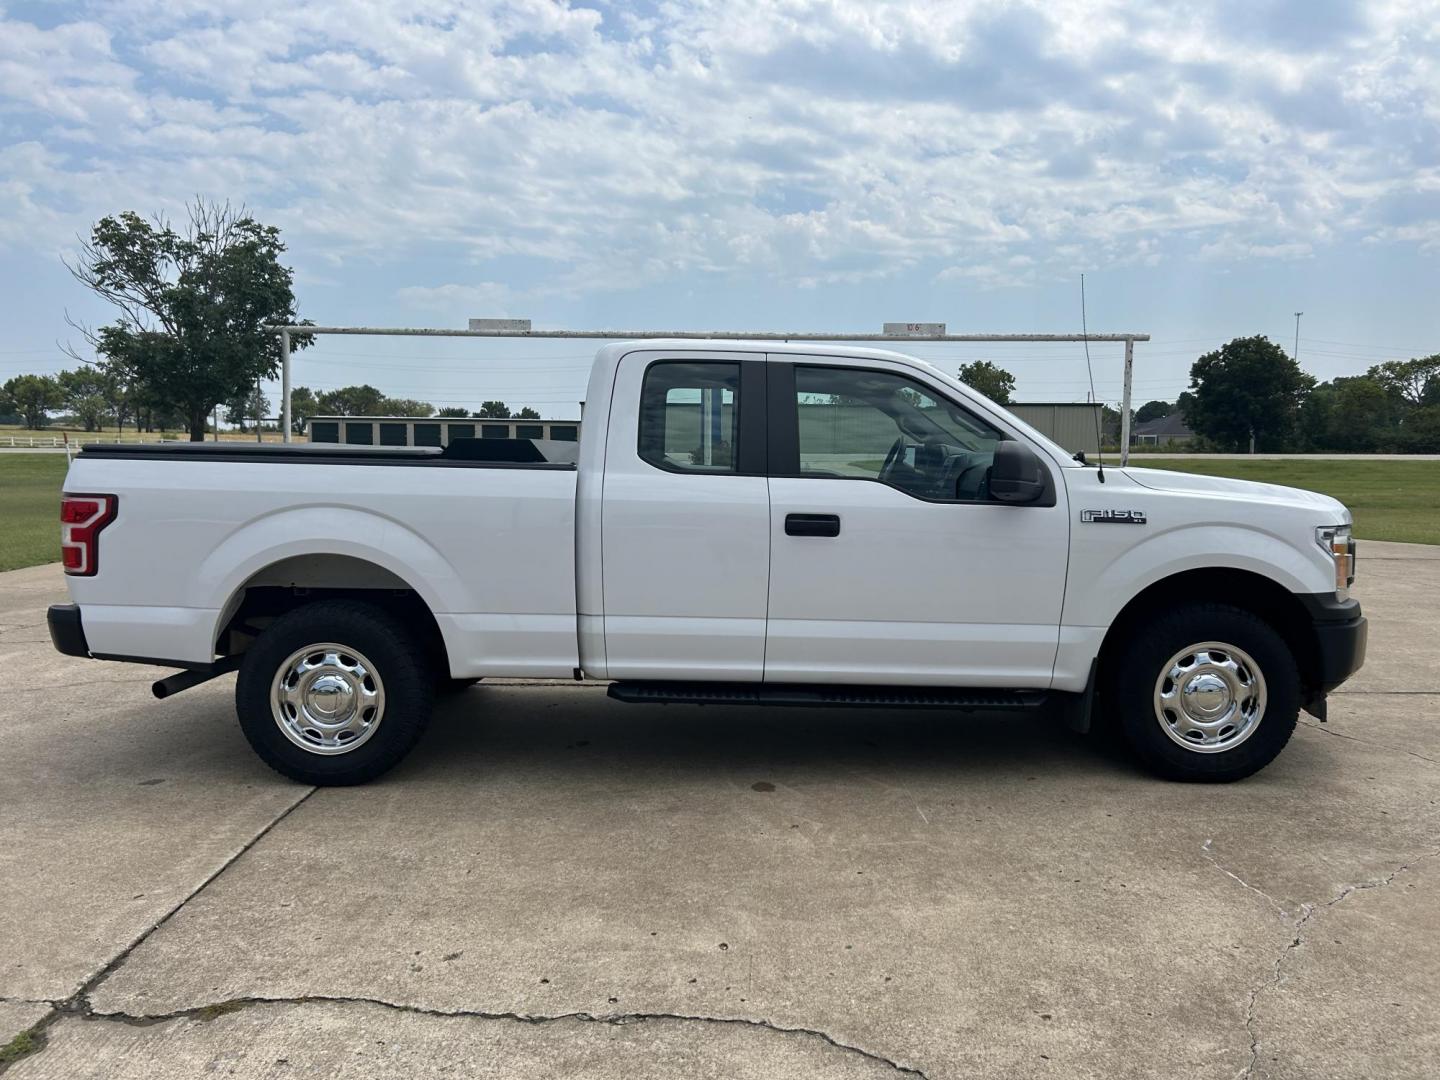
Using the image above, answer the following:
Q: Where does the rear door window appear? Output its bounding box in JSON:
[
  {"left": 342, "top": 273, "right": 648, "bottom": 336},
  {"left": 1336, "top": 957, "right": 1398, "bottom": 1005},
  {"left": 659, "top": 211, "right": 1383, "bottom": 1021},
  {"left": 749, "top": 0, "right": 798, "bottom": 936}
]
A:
[{"left": 638, "top": 361, "right": 741, "bottom": 473}]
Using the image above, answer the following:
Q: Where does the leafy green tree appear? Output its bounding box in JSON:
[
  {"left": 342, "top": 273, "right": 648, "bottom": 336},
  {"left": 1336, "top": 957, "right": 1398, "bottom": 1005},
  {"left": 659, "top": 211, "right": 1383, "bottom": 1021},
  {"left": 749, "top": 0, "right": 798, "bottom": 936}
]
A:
[
  {"left": 380, "top": 397, "right": 433, "bottom": 417},
  {"left": 1396, "top": 405, "right": 1440, "bottom": 452},
  {"left": 2, "top": 374, "right": 64, "bottom": 429},
  {"left": 1135, "top": 399, "right": 1172, "bottom": 424},
  {"left": 1186, "top": 336, "right": 1315, "bottom": 451},
  {"left": 1300, "top": 376, "right": 1398, "bottom": 452},
  {"left": 288, "top": 386, "right": 318, "bottom": 433},
  {"left": 956, "top": 360, "right": 1015, "bottom": 404},
  {"left": 225, "top": 386, "right": 270, "bottom": 432},
  {"left": 316, "top": 385, "right": 386, "bottom": 416},
  {"left": 67, "top": 200, "right": 310, "bottom": 441},
  {"left": 436, "top": 406, "right": 471, "bottom": 418},
  {"left": 475, "top": 400, "right": 512, "bottom": 418},
  {"left": 58, "top": 367, "right": 118, "bottom": 432},
  {"left": 515, "top": 406, "right": 541, "bottom": 420},
  {"left": 1368, "top": 355, "right": 1440, "bottom": 408}
]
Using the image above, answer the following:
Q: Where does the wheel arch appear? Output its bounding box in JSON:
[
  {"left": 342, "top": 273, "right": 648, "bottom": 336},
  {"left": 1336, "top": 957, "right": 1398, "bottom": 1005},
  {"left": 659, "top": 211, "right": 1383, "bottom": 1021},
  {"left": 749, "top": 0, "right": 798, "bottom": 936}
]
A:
[
  {"left": 1096, "top": 567, "right": 1323, "bottom": 704},
  {"left": 212, "top": 552, "right": 453, "bottom": 678}
]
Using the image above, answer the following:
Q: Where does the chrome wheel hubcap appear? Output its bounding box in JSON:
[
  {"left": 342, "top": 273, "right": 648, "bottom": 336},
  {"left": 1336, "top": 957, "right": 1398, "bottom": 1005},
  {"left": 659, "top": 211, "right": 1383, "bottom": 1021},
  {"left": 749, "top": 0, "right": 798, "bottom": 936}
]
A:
[
  {"left": 271, "top": 643, "right": 385, "bottom": 755},
  {"left": 1153, "top": 641, "right": 1266, "bottom": 754}
]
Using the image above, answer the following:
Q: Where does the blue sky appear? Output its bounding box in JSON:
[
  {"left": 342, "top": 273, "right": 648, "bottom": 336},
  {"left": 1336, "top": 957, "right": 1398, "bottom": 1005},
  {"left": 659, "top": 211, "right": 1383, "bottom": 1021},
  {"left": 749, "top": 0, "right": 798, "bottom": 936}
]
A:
[{"left": 1, "top": 0, "right": 1437, "bottom": 419}]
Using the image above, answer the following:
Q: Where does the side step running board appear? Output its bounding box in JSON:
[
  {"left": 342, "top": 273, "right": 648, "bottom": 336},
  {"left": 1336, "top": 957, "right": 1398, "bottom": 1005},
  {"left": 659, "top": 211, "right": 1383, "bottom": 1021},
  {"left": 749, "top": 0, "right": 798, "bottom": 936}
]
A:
[{"left": 607, "top": 681, "right": 1049, "bottom": 711}]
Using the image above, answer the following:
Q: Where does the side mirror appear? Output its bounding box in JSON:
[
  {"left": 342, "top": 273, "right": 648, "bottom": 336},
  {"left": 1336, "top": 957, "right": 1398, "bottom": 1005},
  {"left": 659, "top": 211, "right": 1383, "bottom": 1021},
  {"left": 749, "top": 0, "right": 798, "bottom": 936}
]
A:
[{"left": 989, "top": 440, "right": 1048, "bottom": 504}]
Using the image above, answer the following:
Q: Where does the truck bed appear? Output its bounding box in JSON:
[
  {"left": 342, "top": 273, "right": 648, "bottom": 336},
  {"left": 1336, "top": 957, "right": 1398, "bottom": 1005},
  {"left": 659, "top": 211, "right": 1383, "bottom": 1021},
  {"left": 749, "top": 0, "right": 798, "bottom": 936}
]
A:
[
  {"left": 62, "top": 441, "right": 580, "bottom": 676},
  {"left": 78, "top": 438, "right": 579, "bottom": 468}
]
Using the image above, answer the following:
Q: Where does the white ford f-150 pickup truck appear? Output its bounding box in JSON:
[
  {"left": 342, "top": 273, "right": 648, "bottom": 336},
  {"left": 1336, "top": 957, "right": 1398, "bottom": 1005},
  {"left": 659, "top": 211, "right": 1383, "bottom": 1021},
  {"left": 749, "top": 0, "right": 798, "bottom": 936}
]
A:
[{"left": 48, "top": 340, "right": 1366, "bottom": 785}]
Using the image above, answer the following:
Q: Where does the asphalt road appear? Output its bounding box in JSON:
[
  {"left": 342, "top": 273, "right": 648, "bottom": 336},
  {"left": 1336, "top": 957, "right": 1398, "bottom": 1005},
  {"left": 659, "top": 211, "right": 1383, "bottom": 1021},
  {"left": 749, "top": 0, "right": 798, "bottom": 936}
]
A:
[{"left": 1, "top": 547, "right": 1437, "bottom": 1078}]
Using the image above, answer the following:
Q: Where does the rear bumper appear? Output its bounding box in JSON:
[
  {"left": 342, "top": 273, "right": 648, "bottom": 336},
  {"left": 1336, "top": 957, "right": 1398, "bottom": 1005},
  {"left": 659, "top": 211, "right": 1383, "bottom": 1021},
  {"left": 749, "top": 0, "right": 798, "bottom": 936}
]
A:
[
  {"left": 47, "top": 604, "right": 91, "bottom": 659},
  {"left": 1299, "top": 593, "right": 1367, "bottom": 693}
]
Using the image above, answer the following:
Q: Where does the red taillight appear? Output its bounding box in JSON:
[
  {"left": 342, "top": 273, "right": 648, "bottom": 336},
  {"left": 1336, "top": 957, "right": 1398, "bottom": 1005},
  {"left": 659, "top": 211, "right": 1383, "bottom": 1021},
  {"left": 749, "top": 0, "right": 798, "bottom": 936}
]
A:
[{"left": 60, "top": 494, "right": 117, "bottom": 576}]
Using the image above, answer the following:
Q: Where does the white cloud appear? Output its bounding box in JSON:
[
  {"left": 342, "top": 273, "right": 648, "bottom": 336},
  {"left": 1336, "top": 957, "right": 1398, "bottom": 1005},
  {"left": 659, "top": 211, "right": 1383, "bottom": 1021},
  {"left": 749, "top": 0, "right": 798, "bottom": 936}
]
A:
[{"left": 0, "top": 0, "right": 1436, "bottom": 299}]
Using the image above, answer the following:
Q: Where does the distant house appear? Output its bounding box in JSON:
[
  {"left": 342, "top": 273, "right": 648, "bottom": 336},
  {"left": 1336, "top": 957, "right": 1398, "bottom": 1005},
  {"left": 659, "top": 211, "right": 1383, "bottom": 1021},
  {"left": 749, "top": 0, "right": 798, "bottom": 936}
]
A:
[{"left": 1132, "top": 412, "right": 1194, "bottom": 446}]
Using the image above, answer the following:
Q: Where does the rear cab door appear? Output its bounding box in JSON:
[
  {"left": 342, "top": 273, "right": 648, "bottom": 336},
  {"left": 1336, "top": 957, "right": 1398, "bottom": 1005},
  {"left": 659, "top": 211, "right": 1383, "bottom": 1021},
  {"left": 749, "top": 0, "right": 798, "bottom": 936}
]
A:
[{"left": 598, "top": 349, "right": 771, "bottom": 679}]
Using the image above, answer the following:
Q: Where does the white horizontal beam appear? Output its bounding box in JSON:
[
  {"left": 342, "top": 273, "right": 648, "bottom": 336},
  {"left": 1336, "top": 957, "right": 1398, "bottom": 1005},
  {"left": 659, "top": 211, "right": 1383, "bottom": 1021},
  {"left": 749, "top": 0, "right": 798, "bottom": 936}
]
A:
[{"left": 266, "top": 325, "right": 1150, "bottom": 342}]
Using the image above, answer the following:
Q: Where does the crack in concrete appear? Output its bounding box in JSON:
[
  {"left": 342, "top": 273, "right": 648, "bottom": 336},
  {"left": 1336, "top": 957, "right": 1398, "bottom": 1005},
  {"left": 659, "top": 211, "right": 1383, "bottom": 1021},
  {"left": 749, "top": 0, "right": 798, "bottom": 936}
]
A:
[
  {"left": 0, "top": 781, "right": 928, "bottom": 1080},
  {"left": 60, "top": 995, "right": 930, "bottom": 1079},
  {"left": 0, "top": 785, "right": 316, "bottom": 1075},
  {"left": 1298, "top": 719, "right": 1440, "bottom": 766},
  {"left": 1201, "top": 840, "right": 1289, "bottom": 921},
  {"left": 1240, "top": 846, "right": 1440, "bottom": 1080}
]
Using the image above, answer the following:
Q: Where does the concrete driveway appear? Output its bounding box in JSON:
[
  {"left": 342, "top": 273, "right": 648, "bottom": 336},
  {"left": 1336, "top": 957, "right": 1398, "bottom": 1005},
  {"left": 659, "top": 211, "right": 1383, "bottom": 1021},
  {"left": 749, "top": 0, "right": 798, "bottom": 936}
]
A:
[{"left": 1, "top": 547, "right": 1436, "bottom": 1079}]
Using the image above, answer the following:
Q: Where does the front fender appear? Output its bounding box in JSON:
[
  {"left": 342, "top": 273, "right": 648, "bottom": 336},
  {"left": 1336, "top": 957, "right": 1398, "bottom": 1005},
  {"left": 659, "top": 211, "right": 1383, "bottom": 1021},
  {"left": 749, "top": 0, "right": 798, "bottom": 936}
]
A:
[{"left": 1063, "top": 521, "right": 1331, "bottom": 630}]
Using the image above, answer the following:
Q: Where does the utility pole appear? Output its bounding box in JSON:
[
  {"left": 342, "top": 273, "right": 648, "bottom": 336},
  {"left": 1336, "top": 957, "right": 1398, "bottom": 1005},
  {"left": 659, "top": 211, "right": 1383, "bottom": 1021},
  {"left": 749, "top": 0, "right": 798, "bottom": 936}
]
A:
[{"left": 1293, "top": 312, "right": 1303, "bottom": 362}]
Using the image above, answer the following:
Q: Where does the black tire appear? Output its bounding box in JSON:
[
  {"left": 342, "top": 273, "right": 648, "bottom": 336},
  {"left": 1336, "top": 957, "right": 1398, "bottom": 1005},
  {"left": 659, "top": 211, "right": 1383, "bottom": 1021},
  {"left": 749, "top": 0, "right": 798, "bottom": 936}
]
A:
[
  {"left": 439, "top": 677, "right": 483, "bottom": 693},
  {"left": 1104, "top": 603, "right": 1300, "bottom": 782},
  {"left": 235, "top": 600, "right": 435, "bottom": 785}
]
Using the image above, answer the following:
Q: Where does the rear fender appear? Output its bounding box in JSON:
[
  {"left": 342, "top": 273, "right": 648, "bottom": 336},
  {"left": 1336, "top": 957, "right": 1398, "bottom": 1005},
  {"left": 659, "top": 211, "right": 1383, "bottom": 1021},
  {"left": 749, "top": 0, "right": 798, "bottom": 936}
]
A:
[{"left": 197, "top": 506, "right": 468, "bottom": 646}]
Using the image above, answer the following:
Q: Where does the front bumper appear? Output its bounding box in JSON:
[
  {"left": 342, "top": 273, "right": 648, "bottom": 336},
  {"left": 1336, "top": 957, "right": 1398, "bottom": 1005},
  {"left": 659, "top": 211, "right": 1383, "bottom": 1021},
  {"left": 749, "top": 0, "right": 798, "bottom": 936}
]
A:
[
  {"left": 1299, "top": 593, "right": 1367, "bottom": 693},
  {"left": 47, "top": 604, "right": 91, "bottom": 659}
]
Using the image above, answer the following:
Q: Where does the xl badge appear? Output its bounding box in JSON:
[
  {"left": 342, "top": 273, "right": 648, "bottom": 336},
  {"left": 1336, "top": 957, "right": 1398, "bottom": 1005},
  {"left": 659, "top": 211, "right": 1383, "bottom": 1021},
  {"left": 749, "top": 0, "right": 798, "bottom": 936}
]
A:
[{"left": 1081, "top": 509, "right": 1147, "bottom": 524}]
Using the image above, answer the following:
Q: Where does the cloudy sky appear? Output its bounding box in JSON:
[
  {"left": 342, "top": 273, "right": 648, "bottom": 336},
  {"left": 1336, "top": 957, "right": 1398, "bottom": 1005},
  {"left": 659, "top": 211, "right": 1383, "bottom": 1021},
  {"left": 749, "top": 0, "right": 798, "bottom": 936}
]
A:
[{"left": 2, "top": 0, "right": 1438, "bottom": 417}]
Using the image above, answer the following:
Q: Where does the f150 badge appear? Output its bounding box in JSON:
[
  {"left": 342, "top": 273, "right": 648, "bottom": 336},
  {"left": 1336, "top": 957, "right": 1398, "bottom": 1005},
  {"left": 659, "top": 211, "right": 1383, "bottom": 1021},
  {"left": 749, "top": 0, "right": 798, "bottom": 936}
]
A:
[{"left": 1081, "top": 509, "right": 1147, "bottom": 524}]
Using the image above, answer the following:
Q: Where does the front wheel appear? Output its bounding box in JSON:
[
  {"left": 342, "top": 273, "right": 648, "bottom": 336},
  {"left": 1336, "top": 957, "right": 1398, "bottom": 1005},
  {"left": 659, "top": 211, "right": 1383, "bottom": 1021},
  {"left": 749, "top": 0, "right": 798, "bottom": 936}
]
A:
[
  {"left": 1105, "top": 603, "right": 1300, "bottom": 782},
  {"left": 235, "top": 600, "right": 435, "bottom": 785}
]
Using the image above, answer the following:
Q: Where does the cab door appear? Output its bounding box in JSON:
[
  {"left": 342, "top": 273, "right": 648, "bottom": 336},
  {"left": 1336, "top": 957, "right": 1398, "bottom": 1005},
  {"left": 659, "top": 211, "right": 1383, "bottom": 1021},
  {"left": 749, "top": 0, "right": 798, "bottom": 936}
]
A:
[
  {"left": 600, "top": 350, "right": 770, "bottom": 680},
  {"left": 763, "top": 358, "right": 1069, "bottom": 687}
]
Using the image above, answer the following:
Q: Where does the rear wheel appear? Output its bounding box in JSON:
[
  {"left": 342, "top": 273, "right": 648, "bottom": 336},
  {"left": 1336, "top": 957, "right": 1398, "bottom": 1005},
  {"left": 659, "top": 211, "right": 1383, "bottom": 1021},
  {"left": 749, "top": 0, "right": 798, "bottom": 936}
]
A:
[
  {"left": 439, "top": 677, "right": 483, "bottom": 693},
  {"left": 1105, "top": 603, "right": 1299, "bottom": 782},
  {"left": 235, "top": 600, "right": 435, "bottom": 785}
]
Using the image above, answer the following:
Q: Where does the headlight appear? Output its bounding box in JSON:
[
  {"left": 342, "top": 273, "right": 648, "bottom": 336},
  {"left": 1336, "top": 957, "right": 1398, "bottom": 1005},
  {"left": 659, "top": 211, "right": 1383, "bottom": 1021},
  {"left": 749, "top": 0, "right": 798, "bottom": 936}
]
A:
[{"left": 1316, "top": 525, "right": 1356, "bottom": 599}]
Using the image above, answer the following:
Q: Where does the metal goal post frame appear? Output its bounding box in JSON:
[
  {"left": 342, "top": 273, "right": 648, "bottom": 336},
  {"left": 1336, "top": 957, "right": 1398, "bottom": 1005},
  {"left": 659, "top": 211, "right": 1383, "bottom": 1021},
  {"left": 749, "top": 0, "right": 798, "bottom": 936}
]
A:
[{"left": 267, "top": 325, "right": 1149, "bottom": 463}]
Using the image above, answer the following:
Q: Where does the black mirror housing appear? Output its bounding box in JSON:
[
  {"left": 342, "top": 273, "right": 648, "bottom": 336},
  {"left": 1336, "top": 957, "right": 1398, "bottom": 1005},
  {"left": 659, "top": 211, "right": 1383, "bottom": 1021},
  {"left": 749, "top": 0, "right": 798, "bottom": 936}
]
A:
[{"left": 989, "top": 440, "right": 1050, "bottom": 505}]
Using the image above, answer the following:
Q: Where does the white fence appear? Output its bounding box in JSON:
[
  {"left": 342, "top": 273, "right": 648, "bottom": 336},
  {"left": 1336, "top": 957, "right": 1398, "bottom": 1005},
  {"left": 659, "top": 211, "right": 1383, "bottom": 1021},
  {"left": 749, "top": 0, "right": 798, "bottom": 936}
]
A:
[{"left": 3, "top": 435, "right": 188, "bottom": 448}]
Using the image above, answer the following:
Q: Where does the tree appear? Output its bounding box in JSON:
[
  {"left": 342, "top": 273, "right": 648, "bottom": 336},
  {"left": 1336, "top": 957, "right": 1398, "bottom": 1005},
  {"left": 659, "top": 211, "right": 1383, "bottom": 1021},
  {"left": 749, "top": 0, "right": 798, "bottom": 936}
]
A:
[
  {"left": 1300, "top": 376, "right": 1397, "bottom": 452},
  {"left": 956, "top": 360, "right": 1015, "bottom": 404},
  {"left": 1100, "top": 404, "right": 1121, "bottom": 447},
  {"left": 1369, "top": 355, "right": 1440, "bottom": 408},
  {"left": 1135, "top": 399, "right": 1172, "bottom": 424},
  {"left": 1, "top": 374, "right": 63, "bottom": 429},
  {"left": 225, "top": 386, "right": 270, "bottom": 432},
  {"left": 1395, "top": 405, "right": 1440, "bottom": 452},
  {"left": 515, "top": 406, "right": 541, "bottom": 420},
  {"left": 316, "top": 385, "right": 387, "bottom": 416},
  {"left": 1186, "top": 336, "right": 1315, "bottom": 452},
  {"left": 288, "top": 386, "right": 318, "bottom": 433},
  {"left": 475, "top": 400, "right": 512, "bottom": 418},
  {"left": 67, "top": 200, "right": 310, "bottom": 441},
  {"left": 380, "top": 397, "right": 433, "bottom": 417},
  {"left": 436, "top": 406, "right": 471, "bottom": 418},
  {"left": 58, "top": 367, "right": 118, "bottom": 432}
]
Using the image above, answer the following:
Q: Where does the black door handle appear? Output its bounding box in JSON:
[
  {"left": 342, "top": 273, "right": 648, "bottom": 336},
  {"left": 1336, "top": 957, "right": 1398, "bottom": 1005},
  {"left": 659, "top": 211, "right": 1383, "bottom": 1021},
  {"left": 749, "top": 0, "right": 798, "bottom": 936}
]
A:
[{"left": 785, "top": 513, "right": 841, "bottom": 537}]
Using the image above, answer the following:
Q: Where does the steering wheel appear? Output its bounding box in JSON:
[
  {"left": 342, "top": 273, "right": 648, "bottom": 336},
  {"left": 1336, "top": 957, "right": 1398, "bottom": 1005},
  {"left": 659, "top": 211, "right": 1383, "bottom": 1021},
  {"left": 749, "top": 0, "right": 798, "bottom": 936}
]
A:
[{"left": 879, "top": 436, "right": 905, "bottom": 480}]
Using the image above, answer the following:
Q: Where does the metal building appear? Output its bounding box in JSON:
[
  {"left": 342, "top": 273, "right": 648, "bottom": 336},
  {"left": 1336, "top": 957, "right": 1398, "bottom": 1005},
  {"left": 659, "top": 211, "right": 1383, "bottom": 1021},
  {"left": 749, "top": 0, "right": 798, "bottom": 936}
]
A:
[
  {"left": 1007, "top": 402, "right": 1103, "bottom": 456},
  {"left": 306, "top": 416, "right": 579, "bottom": 447}
]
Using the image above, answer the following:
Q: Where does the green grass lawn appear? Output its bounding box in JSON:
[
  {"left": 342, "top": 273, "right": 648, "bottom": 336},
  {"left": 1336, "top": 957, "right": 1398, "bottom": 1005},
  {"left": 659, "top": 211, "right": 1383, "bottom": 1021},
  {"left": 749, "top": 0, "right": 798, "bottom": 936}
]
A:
[
  {"left": 0, "top": 454, "right": 68, "bottom": 572},
  {"left": 1127, "top": 457, "right": 1440, "bottom": 545}
]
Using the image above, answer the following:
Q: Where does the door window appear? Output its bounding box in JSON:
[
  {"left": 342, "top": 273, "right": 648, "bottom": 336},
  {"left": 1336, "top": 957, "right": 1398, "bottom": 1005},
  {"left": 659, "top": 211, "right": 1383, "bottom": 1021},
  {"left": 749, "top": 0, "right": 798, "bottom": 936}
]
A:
[
  {"left": 639, "top": 361, "right": 740, "bottom": 473},
  {"left": 794, "top": 366, "right": 1004, "bottom": 502}
]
